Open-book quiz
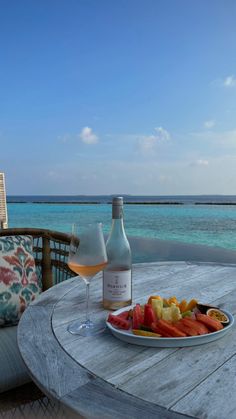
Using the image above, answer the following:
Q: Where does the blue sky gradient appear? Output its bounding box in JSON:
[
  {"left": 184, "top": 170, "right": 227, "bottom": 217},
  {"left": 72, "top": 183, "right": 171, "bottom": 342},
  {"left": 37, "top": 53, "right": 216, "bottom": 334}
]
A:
[{"left": 1, "top": 0, "right": 236, "bottom": 194}]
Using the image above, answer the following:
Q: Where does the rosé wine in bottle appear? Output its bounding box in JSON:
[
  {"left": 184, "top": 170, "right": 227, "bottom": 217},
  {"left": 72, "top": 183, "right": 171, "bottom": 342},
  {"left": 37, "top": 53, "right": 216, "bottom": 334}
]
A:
[{"left": 103, "top": 197, "right": 132, "bottom": 310}]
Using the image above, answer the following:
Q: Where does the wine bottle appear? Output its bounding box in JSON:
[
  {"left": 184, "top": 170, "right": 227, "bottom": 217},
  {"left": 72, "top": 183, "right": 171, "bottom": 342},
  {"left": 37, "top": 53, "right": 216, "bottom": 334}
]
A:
[{"left": 103, "top": 197, "right": 132, "bottom": 310}]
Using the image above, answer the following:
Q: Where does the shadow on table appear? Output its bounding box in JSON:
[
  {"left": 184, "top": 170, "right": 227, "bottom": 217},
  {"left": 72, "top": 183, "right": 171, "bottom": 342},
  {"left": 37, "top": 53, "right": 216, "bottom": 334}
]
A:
[{"left": 129, "top": 236, "right": 236, "bottom": 264}]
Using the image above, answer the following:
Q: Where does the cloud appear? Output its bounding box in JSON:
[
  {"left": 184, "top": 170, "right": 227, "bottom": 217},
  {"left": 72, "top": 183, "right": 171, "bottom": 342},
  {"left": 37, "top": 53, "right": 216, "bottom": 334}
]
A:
[
  {"left": 211, "top": 75, "right": 236, "bottom": 88},
  {"left": 138, "top": 126, "right": 170, "bottom": 152},
  {"left": 223, "top": 75, "right": 236, "bottom": 88},
  {"left": 196, "top": 159, "right": 209, "bottom": 166},
  {"left": 79, "top": 127, "right": 98, "bottom": 144},
  {"left": 189, "top": 159, "right": 209, "bottom": 168},
  {"left": 139, "top": 134, "right": 157, "bottom": 151},
  {"left": 154, "top": 126, "right": 171, "bottom": 141},
  {"left": 190, "top": 129, "right": 236, "bottom": 148},
  {"left": 45, "top": 155, "right": 236, "bottom": 195},
  {"left": 204, "top": 120, "right": 215, "bottom": 129}
]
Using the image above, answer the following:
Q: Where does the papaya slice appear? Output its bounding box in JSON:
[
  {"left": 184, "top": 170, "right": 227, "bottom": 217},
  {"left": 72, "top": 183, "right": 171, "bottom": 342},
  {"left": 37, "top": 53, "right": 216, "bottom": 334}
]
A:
[
  {"left": 155, "top": 319, "right": 187, "bottom": 337},
  {"left": 196, "top": 313, "right": 223, "bottom": 332},
  {"left": 186, "top": 299, "right": 198, "bottom": 311},
  {"left": 167, "top": 296, "right": 179, "bottom": 306},
  {"left": 179, "top": 299, "right": 188, "bottom": 313},
  {"left": 181, "top": 317, "right": 209, "bottom": 335},
  {"left": 151, "top": 322, "right": 173, "bottom": 337},
  {"left": 175, "top": 321, "right": 198, "bottom": 336}
]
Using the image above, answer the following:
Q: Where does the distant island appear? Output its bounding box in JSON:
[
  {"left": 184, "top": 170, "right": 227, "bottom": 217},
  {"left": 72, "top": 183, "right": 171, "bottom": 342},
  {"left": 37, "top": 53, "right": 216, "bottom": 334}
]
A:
[{"left": 6, "top": 195, "right": 236, "bottom": 205}]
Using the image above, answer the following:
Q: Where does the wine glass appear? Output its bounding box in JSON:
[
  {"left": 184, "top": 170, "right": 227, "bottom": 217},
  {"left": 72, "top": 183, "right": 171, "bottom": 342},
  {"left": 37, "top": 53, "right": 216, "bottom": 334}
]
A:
[{"left": 67, "top": 222, "right": 108, "bottom": 336}]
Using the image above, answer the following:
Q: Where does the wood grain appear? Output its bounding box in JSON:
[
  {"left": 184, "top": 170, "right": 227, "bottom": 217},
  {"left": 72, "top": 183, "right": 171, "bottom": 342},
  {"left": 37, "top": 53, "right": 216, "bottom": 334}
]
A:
[{"left": 18, "top": 262, "right": 236, "bottom": 419}]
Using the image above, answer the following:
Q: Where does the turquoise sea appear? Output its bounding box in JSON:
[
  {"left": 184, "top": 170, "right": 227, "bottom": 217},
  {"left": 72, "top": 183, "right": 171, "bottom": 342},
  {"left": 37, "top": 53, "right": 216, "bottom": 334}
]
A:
[{"left": 6, "top": 195, "right": 236, "bottom": 252}]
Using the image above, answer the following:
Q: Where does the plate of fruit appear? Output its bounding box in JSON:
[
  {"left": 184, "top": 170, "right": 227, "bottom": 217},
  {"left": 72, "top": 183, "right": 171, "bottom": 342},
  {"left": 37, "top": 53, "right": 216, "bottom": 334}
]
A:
[{"left": 106, "top": 295, "right": 234, "bottom": 347}]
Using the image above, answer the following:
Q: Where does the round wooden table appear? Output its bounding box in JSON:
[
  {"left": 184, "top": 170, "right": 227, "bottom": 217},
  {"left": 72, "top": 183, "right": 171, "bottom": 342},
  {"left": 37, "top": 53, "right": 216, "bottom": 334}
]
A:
[{"left": 18, "top": 262, "right": 236, "bottom": 419}]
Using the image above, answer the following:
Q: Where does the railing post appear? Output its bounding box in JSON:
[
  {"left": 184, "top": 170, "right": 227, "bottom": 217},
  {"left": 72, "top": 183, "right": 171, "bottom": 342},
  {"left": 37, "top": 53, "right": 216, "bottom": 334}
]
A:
[
  {"left": 0, "top": 220, "right": 6, "bottom": 229},
  {"left": 0, "top": 172, "right": 8, "bottom": 228},
  {"left": 42, "top": 235, "right": 53, "bottom": 290}
]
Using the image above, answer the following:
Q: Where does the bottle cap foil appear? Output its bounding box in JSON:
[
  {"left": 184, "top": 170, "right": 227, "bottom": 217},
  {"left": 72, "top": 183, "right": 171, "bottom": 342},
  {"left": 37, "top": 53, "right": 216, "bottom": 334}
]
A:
[
  {"left": 112, "top": 197, "right": 123, "bottom": 206},
  {"left": 112, "top": 197, "right": 123, "bottom": 218}
]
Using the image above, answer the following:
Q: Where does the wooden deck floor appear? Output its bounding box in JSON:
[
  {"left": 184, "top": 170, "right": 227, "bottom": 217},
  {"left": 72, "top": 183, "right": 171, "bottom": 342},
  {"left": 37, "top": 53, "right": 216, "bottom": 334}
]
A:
[{"left": 0, "top": 383, "right": 67, "bottom": 419}]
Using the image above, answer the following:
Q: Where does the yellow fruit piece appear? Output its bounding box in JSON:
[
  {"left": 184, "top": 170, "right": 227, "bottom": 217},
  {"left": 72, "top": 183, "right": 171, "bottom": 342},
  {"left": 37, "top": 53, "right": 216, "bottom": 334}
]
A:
[
  {"left": 179, "top": 299, "right": 188, "bottom": 313},
  {"left": 163, "top": 298, "right": 170, "bottom": 307},
  {"left": 161, "top": 307, "right": 173, "bottom": 321},
  {"left": 168, "top": 296, "right": 179, "bottom": 306},
  {"left": 151, "top": 299, "right": 163, "bottom": 319},
  {"left": 186, "top": 299, "right": 198, "bottom": 311},
  {"left": 147, "top": 295, "right": 162, "bottom": 305},
  {"left": 170, "top": 304, "right": 182, "bottom": 322},
  {"left": 132, "top": 329, "right": 161, "bottom": 337}
]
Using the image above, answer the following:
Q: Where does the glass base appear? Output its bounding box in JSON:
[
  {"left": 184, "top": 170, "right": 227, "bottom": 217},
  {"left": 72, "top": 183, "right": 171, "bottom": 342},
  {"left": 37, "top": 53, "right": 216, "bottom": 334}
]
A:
[{"left": 67, "top": 319, "right": 105, "bottom": 336}]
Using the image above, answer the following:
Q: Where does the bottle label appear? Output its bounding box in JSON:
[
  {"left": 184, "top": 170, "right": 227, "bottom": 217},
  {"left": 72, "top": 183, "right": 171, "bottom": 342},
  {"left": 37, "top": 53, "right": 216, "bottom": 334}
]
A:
[{"left": 103, "top": 270, "right": 131, "bottom": 301}]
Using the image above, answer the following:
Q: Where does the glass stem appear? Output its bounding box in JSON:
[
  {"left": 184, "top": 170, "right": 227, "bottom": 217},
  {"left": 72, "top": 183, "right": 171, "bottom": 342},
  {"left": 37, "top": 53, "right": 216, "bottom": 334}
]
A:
[{"left": 85, "top": 282, "right": 90, "bottom": 323}]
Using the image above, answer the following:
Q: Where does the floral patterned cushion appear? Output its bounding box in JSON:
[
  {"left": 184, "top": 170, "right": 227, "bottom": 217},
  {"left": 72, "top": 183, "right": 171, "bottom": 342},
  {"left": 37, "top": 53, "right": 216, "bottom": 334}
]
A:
[{"left": 0, "top": 235, "right": 41, "bottom": 327}]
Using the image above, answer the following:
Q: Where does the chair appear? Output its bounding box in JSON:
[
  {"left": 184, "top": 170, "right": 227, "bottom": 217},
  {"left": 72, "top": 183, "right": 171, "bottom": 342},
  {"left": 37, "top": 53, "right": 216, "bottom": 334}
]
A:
[
  {"left": 0, "top": 228, "right": 76, "bottom": 417},
  {"left": 0, "top": 173, "right": 8, "bottom": 229},
  {"left": 0, "top": 228, "right": 75, "bottom": 291}
]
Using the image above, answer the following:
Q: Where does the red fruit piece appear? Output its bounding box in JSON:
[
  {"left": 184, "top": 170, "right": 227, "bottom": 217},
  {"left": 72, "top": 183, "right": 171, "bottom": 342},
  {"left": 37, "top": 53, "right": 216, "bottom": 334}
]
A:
[
  {"left": 107, "top": 313, "right": 130, "bottom": 330},
  {"left": 117, "top": 310, "right": 130, "bottom": 320},
  {"left": 132, "top": 304, "right": 144, "bottom": 329},
  {"left": 182, "top": 317, "right": 209, "bottom": 335},
  {"left": 196, "top": 313, "right": 223, "bottom": 332},
  {"left": 144, "top": 304, "right": 156, "bottom": 327},
  {"left": 154, "top": 319, "right": 187, "bottom": 337},
  {"left": 151, "top": 322, "right": 173, "bottom": 337},
  {"left": 175, "top": 321, "right": 198, "bottom": 336}
]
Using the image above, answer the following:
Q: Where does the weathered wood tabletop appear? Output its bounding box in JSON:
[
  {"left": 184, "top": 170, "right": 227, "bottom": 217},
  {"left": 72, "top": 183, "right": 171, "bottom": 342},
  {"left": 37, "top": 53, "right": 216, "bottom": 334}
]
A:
[{"left": 18, "top": 262, "right": 236, "bottom": 419}]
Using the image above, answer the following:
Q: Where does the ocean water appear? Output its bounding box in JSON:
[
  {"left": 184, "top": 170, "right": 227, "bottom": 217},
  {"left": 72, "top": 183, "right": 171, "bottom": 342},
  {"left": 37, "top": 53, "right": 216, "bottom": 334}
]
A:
[{"left": 6, "top": 196, "right": 236, "bottom": 252}]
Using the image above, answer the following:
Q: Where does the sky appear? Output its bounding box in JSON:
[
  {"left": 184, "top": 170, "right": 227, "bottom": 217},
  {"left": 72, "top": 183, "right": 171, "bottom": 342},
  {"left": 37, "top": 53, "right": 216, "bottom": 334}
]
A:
[{"left": 1, "top": 0, "right": 236, "bottom": 195}]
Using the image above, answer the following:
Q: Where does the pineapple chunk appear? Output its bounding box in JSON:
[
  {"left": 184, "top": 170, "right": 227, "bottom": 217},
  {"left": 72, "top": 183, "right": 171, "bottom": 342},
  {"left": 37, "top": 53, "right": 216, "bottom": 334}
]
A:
[
  {"left": 161, "top": 307, "right": 173, "bottom": 321},
  {"left": 170, "top": 304, "right": 182, "bottom": 322},
  {"left": 161, "top": 304, "right": 182, "bottom": 322},
  {"left": 151, "top": 299, "right": 163, "bottom": 319}
]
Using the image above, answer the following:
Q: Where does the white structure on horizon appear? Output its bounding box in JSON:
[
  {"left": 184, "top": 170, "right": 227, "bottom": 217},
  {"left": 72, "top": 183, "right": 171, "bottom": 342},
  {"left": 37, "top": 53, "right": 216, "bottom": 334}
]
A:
[{"left": 0, "top": 172, "right": 8, "bottom": 228}]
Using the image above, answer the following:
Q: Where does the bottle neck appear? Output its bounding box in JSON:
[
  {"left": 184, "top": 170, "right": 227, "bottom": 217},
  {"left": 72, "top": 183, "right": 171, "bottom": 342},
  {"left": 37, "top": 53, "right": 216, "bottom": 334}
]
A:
[
  {"left": 111, "top": 217, "right": 125, "bottom": 236},
  {"left": 112, "top": 203, "right": 123, "bottom": 219}
]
